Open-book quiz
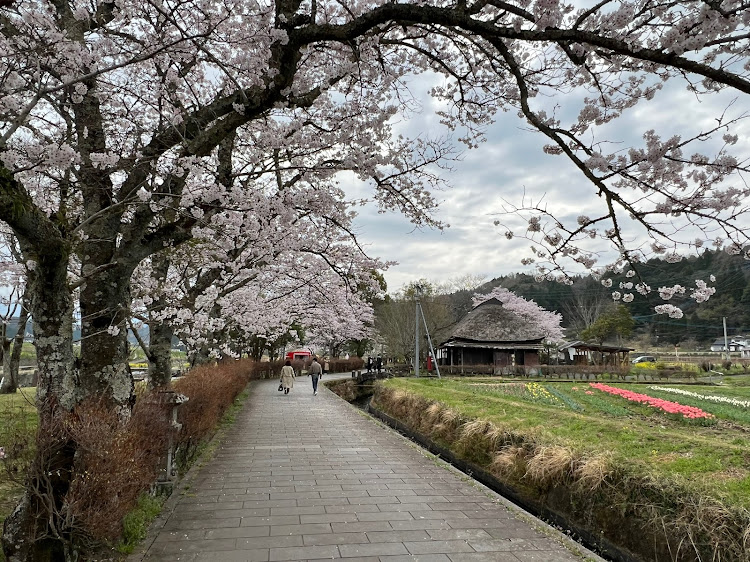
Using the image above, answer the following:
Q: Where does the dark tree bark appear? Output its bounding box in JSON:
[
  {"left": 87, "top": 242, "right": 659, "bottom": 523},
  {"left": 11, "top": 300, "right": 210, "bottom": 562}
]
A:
[
  {"left": 148, "top": 322, "right": 174, "bottom": 387},
  {"left": 145, "top": 253, "right": 174, "bottom": 387},
  {"left": 0, "top": 336, "right": 11, "bottom": 394},
  {"left": 7, "top": 298, "right": 29, "bottom": 392},
  {"left": 2, "top": 232, "right": 76, "bottom": 562}
]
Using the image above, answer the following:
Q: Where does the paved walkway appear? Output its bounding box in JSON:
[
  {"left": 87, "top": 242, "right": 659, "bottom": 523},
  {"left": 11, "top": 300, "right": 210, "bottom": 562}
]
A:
[{"left": 133, "top": 374, "right": 603, "bottom": 562}]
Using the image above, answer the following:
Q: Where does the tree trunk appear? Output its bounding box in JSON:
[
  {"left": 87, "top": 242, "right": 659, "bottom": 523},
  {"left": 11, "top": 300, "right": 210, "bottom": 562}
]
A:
[
  {"left": 2, "top": 247, "right": 76, "bottom": 562},
  {"left": 78, "top": 263, "right": 134, "bottom": 410},
  {"left": 0, "top": 336, "right": 12, "bottom": 394},
  {"left": 148, "top": 321, "right": 174, "bottom": 387},
  {"left": 147, "top": 253, "right": 173, "bottom": 387},
  {"left": 0, "top": 298, "right": 29, "bottom": 395},
  {"left": 75, "top": 69, "right": 134, "bottom": 411}
]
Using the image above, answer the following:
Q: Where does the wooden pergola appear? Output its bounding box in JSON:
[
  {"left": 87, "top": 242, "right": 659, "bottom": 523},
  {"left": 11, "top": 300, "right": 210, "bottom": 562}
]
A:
[{"left": 558, "top": 340, "right": 634, "bottom": 366}]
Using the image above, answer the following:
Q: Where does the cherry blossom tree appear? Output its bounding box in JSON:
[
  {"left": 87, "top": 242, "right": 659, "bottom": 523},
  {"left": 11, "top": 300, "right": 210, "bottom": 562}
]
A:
[
  {"left": 2, "top": 0, "right": 750, "bottom": 557},
  {"left": 474, "top": 286, "right": 564, "bottom": 342},
  {"left": 129, "top": 173, "right": 385, "bottom": 383},
  {"left": 304, "top": 283, "right": 376, "bottom": 357}
]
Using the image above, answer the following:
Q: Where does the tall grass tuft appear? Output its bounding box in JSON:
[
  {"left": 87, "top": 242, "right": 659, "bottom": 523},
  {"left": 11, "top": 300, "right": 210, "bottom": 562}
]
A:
[
  {"left": 573, "top": 454, "right": 613, "bottom": 492},
  {"left": 524, "top": 445, "right": 576, "bottom": 486}
]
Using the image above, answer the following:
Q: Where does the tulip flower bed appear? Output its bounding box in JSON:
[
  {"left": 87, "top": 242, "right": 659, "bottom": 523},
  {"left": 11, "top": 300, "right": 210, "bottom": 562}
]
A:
[
  {"left": 469, "top": 381, "right": 563, "bottom": 407},
  {"left": 650, "top": 385, "right": 750, "bottom": 408},
  {"left": 588, "top": 382, "right": 715, "bottom": 420},
  {"left": 373, "top": 377, "right": 750, "bottom": 561}
]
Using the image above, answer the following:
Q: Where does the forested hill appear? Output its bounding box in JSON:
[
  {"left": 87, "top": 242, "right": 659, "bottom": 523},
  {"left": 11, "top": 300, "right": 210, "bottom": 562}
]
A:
[{"left": 478, "top": 250, "right": 750, "bottom": 345}]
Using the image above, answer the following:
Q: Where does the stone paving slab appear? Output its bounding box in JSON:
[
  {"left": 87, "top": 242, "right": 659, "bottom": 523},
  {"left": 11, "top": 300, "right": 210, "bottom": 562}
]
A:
[{"left": 131, "top": 375, "right": 606, "bottom": 562}]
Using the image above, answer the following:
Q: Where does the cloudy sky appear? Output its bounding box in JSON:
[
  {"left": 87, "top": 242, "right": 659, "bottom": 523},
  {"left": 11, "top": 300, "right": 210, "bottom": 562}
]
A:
[{"left": 346, "top": 73, "right": 748, "bottom": 294}]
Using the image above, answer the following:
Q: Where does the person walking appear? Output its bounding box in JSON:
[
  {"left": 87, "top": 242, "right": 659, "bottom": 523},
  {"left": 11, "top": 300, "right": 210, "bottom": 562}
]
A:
[
  {"left": 280, "top": 360, "right": 295, "bottom": 395},
  {"left": 323, "top": 357, "right": 330, "bottom": 375},
  {"left": 309, "top": 356, "right": 323, "bottom": 395}
]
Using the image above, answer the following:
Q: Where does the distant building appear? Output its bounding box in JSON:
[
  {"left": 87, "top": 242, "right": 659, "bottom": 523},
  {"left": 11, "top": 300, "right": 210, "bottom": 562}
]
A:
[
  {"left": 710, "top": 336, "right": 749, "bottom": 353},
  {"left": 437, "top": 298, "right": 545, "bottom": 375},
  {"left": 284, "top": 349, "right": 313, "bottom": 362}
]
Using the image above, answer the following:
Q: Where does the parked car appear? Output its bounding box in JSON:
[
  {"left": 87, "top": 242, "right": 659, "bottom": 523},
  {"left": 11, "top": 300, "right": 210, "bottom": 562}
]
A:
[{"left": 631, "top": 355, "right": 656, "bottom": 364}]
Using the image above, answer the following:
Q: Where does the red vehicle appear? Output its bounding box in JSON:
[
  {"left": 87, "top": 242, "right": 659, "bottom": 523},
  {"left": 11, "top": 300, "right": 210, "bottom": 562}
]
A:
[{"left": 285, "top": 349, "right": 313, "bottom": 362}]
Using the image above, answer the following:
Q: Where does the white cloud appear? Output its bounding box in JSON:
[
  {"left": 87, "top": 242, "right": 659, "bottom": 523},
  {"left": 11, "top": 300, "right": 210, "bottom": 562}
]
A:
[{"left": 347, "top": 72, "right": 750, "bottom": 293}]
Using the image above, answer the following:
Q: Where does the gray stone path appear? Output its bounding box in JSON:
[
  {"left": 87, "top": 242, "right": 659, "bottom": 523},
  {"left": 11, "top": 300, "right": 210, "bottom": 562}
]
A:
[{"left": 133, "top": 374, "right": 604, "bottom": 562}]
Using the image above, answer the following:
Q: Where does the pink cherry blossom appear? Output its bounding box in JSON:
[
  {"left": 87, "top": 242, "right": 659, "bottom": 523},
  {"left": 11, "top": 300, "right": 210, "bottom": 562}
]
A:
[{"left": 473, "top": 286, "right": 564, "bottom": 342}]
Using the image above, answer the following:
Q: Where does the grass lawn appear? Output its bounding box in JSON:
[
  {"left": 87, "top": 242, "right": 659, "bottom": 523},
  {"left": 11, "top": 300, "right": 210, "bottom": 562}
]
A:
[
  {"left": 380, "top": 376, "right": 750, "bottom": 506},
  {"left": 0, "top": 387, "right": 37, "bottom": 557}
]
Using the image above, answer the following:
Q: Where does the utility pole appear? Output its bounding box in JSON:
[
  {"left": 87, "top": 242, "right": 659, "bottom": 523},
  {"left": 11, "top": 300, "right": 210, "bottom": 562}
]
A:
[
  {"left": 723, "top": 317, "right": 730, "bottom": 361},
  {"left": 415, "top": 288, "right": 420, "bottom": 377},
  {"left": 419, "top": 302, "right": 441, "bottom": 379},
  {"left": 413, "top": 284, "right": 441, "bottom": 379}
]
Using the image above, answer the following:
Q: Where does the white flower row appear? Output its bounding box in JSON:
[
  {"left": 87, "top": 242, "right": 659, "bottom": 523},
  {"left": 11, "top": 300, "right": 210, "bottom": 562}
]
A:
[{"left": 649, "top": 386, "right": 750, "bottom": 409}]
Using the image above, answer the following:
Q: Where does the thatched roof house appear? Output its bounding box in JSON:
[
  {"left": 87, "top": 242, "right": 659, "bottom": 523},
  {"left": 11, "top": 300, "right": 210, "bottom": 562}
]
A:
[{"left": 437, "top": 298, "right": 545, "bottom": 374}]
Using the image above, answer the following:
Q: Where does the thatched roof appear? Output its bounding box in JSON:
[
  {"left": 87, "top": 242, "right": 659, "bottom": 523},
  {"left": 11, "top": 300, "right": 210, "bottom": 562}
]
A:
[{"left": 440, "top": 298, "right": 545, "bottom": 345}]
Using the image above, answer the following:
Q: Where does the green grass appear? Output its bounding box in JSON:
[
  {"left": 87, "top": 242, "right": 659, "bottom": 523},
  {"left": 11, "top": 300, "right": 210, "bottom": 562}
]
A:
[
  {"left": 18, "top": 346, "right": 37, "bottom": 366},
  {"left": 19, "top": 346, "right": 189, "bottom": 371},
  {"left": 382, "top": 377, "right": 750, "bottom": 507},
  {"left": 0, "top": 387, "right": 37, "bottom": 561},
  {"left": 117, "top": 494, "right": 165, "bottom": 554}
]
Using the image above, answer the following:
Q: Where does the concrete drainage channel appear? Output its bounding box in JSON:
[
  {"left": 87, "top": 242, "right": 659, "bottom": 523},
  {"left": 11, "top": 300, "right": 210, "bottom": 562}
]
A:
[{"left": 354, "top": 397, "right": 638, "bottom": 562}]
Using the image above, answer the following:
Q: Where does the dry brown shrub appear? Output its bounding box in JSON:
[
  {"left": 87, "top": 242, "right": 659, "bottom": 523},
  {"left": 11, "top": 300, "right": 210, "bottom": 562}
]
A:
[
  {"left": 432, "top": 423, "right": 447, "bottom": 436},
  {"left": 14, "top": 394, "right": 172, "bottom": 552},
  {"left": 402, "top": 396, "right": 420, "bottom": 420},
  {"left": 459, "top": 420, "right": 502, "bottom": 448},
  {"left": 424, "top": 404, "right": 452, "bottom": 439},
  {"left": 573, "top": 453, "right": 612, "bottom": 492},
  {"left": 661, "top": 494, "right": 750, "bottom": 560},
  {"left": 490, "top": 446, "right": 528, "bottom": 478},
  {"left": 524, "top": 445, "right": 576, "bottom": 486},
  {"left": 62, "top": 396, "right": 171, "bottom": 542},
  {"left": 485, "top": 424, "right": 504, "bottom": 446},
  {"left": 376, "top": 387, "right": 428, "bottom": 423},
  {"left": 455, "top": 419, "right": 502, "bottom": 465},
  {"left": 389, "top": 390, "right": 409, "bottom": 413},
  {"left": 329, "top": 380, "right": 358, "bottom": 402},
  {"left": 174, "top": 361, "right": 248, "bottom": 441},
  {"left": 439, "top": 407, "right": 460, "bottom": 426},
  {"left": 499, "top": 429, "right": 529, "bottom": 447},
  {"left": 172, "top": 359, "right": 252, "bottom": 467},
  {"left": 459, "top": 420, "right": 490, "bottom": 441},
  {"left": 329, "top": 357, "right": 365, "bottom": 373},
  {"left": 409, "top": 397, "right": 436, "bottom": 432},
  {"left": 7, "top": 361, "right": 259, "bottom": 557},
  {"left": 425, "top": 403, "right": 442, "bottom": 422}
]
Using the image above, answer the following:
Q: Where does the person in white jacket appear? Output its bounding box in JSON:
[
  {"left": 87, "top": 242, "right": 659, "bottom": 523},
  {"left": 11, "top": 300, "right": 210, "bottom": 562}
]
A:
[{"left": 280, "top": 360, "right": 295, "bottom": 394}]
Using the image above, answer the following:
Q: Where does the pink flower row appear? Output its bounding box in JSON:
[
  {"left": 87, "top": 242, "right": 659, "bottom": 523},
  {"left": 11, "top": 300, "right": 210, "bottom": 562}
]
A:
[{"left": 589, "top": 383, "right": 714, "bottom": 419}]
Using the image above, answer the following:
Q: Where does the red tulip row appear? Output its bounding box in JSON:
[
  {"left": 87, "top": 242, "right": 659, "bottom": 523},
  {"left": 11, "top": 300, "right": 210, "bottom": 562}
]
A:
[{"left": 589, "top": 383, "right": 714, "bottom": 419}]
